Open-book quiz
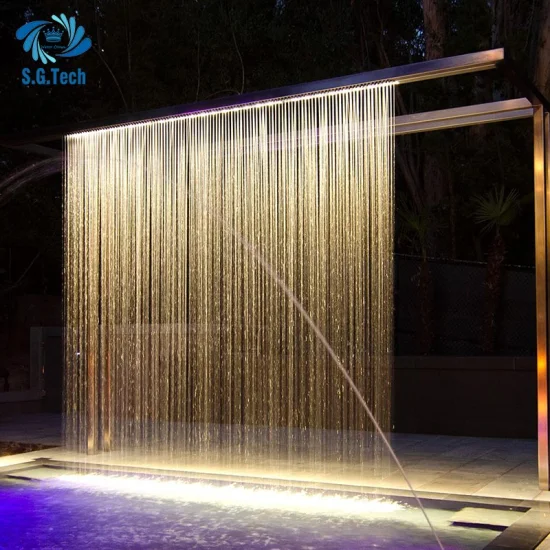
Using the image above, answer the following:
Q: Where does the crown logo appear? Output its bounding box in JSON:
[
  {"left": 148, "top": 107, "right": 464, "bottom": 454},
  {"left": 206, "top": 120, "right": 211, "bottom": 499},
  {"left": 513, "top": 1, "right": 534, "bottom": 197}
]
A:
[
  {"left": 44, "top": 27, "right": 64, "bottom": 43},
  {"left": 16, "top": 13, "right": 91, "bottom": 65}
]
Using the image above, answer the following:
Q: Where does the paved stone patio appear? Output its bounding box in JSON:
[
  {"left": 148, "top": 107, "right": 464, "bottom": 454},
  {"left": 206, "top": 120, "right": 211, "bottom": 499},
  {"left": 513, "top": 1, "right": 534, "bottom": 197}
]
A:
[
  {"left": 2, "top": 414, "right": 550, "bottom": 548},
  {"left": 0, "top": 413, "right": 543, "bottom": 504}
]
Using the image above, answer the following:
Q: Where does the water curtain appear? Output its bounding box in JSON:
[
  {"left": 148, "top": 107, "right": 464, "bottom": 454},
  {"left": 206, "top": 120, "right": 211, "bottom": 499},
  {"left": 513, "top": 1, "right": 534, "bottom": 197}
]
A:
[{"left": 64, "top": 83, "right": 395, "bottom": 461}]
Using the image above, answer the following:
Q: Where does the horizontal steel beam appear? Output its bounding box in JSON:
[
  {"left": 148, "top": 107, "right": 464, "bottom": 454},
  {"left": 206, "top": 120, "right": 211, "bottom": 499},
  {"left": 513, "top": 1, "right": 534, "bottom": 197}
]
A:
[
  {"left": 0, "top": 49, "right": 505, "bottom": 146},
  {"left": 395, "top": 98, "right": 534, "bottom": 135},
  {"left": 1, "top": 99, "right": 534, "bottom": 157}
]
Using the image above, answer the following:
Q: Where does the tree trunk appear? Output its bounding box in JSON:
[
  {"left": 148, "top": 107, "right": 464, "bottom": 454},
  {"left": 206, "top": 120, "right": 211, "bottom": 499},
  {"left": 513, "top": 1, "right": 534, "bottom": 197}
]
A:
[
  {"left": 534, "top": 0, "right": 550, "bottom": 98},
  {"left": 423, "top": 0, "right": 446, "bottom": 60},
  {"left": 491, "top": 0, "right": 506, "bottom": 49},
  {"left": 421, "top": 0, "right": 448, "bottom": 227},
  {"left": 417, "top": 0, "right": 447, "bottom": 345}
]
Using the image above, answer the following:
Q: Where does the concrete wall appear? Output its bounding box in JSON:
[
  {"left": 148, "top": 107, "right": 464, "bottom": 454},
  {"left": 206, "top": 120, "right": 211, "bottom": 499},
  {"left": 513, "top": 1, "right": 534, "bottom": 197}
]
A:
[
  {"left": 0, "top": 327, "right": 61, "bottom": 416},
  {"left": 393, "top": 356, "right": 537, "bottom": 439},
  {"left": 17, "top": 328, "right": 540, "bottom": 440}
]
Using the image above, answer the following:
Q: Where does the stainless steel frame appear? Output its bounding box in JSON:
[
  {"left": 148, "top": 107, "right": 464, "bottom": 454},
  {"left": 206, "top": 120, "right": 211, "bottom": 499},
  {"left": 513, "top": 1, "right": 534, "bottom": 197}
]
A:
[
  {"left": 395, "top": 98, "right": 534, "bottom": 135},
  {"left": 3, "top": 49, "right": 550, "bottom": 487},
  {"left": 534, "top": 105, "right": 548, "bottom": 488},
  {"left": 0, "top": 48, "right": 506, "bottom": 147}
]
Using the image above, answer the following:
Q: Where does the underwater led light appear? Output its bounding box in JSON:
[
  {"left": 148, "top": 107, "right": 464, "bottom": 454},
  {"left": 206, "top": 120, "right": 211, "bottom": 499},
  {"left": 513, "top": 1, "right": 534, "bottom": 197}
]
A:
[{"left": 58, "top": 474, "right": 404, "bottom": 517}]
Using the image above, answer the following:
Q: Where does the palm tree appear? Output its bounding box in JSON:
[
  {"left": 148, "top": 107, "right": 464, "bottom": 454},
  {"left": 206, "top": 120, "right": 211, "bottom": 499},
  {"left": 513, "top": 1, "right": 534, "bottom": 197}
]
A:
[{"left": 472, "top": 187, "right": 522, "bottom": 353}]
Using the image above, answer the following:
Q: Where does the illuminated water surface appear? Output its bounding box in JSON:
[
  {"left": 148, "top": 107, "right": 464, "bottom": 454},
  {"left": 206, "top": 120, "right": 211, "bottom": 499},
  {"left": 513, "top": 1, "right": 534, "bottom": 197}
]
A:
[{"left": 0, "top": 476, "right": 501, "bottom": 549}]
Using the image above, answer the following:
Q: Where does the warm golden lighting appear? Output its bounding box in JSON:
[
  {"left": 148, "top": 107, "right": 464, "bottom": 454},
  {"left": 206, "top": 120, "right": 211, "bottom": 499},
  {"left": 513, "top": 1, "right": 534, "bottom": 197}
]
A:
[
  {"left": 64, "top": 82, "right": 396, "bottom": 463},
  {"left": 71, "top": 81, "right": 399, "bottom": 137}
]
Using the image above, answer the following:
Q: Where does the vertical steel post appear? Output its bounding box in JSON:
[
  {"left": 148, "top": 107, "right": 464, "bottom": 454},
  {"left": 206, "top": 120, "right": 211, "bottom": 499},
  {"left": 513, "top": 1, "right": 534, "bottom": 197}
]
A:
[{"left": 535, "top": 105, "right": 550, "bottom": 489}]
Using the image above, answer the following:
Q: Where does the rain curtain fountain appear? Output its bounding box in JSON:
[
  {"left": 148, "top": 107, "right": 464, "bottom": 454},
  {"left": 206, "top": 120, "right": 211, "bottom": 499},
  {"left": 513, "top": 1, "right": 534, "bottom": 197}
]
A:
[
  {"left": 64, "top": 83, "right": 395, "bottom": 462},
  {"left": 3, "top": 48, "right": 550, "bottom": 494}
]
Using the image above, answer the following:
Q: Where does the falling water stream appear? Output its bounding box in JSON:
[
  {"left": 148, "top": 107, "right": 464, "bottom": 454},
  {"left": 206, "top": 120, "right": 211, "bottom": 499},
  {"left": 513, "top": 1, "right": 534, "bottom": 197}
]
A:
[{"left": 62, "top": 82, "right": 442, "bottom": 548}]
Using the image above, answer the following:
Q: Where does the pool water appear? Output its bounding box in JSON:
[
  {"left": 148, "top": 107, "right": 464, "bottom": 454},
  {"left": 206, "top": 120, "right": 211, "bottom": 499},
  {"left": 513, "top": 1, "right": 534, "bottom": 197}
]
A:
[{"left": 0, "top": 476, "right": 504, "bottom": 549}]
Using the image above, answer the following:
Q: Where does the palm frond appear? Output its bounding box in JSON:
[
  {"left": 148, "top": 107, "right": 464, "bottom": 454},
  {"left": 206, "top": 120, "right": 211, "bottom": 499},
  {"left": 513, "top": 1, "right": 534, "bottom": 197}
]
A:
[{"left": 471, "top": 187, "right": 520, "bottom": 234}]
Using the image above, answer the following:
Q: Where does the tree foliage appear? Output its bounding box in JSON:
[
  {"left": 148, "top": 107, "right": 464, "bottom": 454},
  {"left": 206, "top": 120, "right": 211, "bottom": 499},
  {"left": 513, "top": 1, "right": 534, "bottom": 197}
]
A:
[{"left": 1, "top": 0, "right": 549, "bottom": 272}]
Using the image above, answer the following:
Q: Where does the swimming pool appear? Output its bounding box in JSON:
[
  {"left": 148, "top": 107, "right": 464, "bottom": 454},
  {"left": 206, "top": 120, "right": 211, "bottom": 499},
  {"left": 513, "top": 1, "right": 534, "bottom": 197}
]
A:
[{"left": 0, "top": 470, "right": 508, "bottom": 549}]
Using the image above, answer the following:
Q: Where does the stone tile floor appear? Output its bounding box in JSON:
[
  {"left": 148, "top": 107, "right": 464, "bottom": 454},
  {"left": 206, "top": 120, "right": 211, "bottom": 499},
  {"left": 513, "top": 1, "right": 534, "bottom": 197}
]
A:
[
  {"left": 0, "top": 412, "right": 61, "bottom": 446},
  {"left": 0, "top": 413, "right": 544, "bottom": 505}
]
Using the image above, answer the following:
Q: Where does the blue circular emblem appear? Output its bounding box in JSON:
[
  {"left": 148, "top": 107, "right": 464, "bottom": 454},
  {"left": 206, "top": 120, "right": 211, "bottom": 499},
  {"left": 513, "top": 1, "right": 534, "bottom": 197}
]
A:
[{"left": 16, "top": 13, "right": 92, "bottom": 65}]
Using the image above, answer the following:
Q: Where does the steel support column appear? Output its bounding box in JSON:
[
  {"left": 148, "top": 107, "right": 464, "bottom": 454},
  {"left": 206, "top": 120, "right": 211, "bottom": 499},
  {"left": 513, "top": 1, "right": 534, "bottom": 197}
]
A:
[{"left": 534, "top": 105, "right": 550, "bottom": 489}]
